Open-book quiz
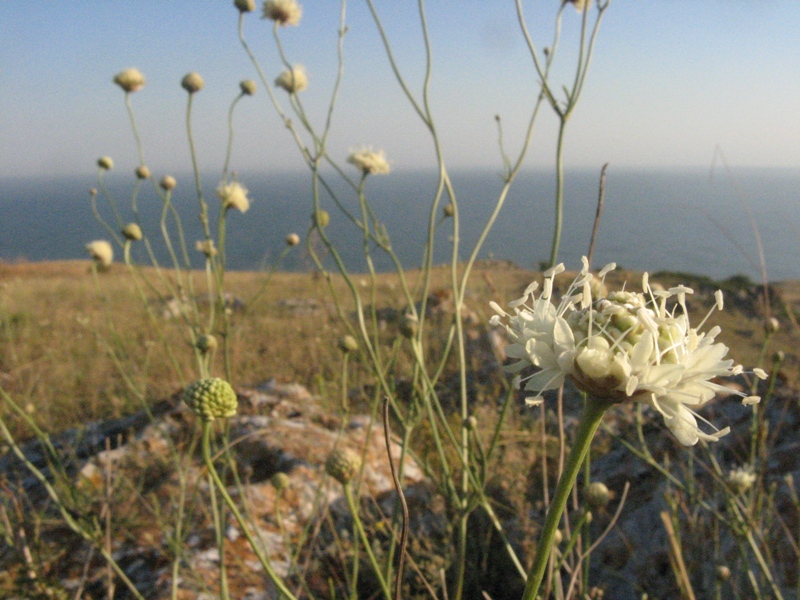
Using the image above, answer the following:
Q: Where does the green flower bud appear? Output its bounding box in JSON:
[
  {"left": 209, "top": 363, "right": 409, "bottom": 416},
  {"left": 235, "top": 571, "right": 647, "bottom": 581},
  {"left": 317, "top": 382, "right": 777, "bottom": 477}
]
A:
[
  {"left": 113, "top": 68, "right": 145, "bottom": 93},
  {"left": 160, "top": 175, "right": 177, "bottom": 191},
  {"left": 338, "top": 335, "right": 359, "bottom": 353},
  {"left": 234, "top": 0, "right": 256, "bottom": 12},
  {"left": 325, "top": 446, "right": 362, "bottom": 485},
  {"left": 764, "top": 317, "right": 780, "bottom": 335},
  {"left": 313, "top": 210, "right": 330, "bottom": 229},
  {"left": 181, "top": 72, "right": 204, "bottom": 94},
  {"left": 196, "top": 334, "right": 218, "bottom": 354},
  {"left": 586, "top": 481, "right": 612, "bottom": 510},
  {"left": 271, "top": 472, "right": 290, "bottom": 491},
  {"left": 240, "top": 79, "right": 257, "bottom": 96},
  {"left": 183, "top": 377, "right": 238, "bottom": 421},
  {"left": 122, "top": 223, "right": 143, "bottom": 242},
  {"left": 399, "top": 314, "right": 419, "bottom": 339}
]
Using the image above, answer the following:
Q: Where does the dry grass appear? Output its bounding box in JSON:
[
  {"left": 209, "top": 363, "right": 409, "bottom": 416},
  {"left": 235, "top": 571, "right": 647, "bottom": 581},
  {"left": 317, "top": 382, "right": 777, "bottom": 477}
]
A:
[{"left": 1, "top": 259, "right": 797, "bottom": 441}]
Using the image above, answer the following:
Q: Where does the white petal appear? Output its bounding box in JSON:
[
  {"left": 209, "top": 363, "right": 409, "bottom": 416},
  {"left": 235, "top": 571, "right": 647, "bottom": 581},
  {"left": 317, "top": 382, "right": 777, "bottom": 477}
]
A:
[
  {"left": 599, "top": 262, "right": 616, "bottom": 278},
  {"left": 753, "top": 368, "right": 768, "bottom": 380},
  {"left": 525, "top": 396, "right": 544, "bottom": 406},
  {"left": 742, "top": 396, "right": 761, "bottom": 405}
]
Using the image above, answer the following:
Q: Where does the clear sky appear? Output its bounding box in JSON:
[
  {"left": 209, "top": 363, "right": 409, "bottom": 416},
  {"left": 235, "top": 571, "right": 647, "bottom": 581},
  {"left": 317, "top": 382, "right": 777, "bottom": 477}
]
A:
[{"left": 1, "top": 1, "right": 799, "bottom": 179}]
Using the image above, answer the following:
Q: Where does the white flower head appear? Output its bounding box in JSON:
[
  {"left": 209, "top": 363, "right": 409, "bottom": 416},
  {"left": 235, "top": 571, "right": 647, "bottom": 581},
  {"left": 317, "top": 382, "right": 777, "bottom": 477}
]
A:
[
  {"left": 217, "top": 181, "right": 250, "bottom": 213},
  {"left": 727, "top": 466, "right": 756, "bottom": 494},
  {"left": 491, "top": 258, "right": 760, "bottom": 446},
  {"left": 262, "top": 0, "right": 302, "bottom": 26},
  {"left": 347, "top": 147, "right": 391, "bottom": 175},
  {"left": 86, "top": 240, "right": 113, "bottom": 268},
  {"left": 274, "top": 65, "right": 307, "bottom": 94}
]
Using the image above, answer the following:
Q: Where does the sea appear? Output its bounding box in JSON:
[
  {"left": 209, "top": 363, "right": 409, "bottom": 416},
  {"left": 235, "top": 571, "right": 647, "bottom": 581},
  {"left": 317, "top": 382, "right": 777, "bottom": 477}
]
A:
[{"left": 1, "top": 167, "right": 799, "bottom": 282}]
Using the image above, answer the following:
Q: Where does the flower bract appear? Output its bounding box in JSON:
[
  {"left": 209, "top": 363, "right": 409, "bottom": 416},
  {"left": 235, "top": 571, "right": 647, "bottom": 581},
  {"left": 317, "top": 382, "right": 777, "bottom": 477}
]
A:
[{"left": 490, "top": 257, "right": 765, "bottom": 446}]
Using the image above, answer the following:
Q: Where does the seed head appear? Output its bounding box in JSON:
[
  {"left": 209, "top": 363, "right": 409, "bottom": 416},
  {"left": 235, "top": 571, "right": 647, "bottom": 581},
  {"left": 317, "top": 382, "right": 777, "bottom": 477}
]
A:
[
  {"left": 181, "top": 72, "right": 205, "bottom": 94},
  {"left": 122, "top": 223, "right": 143, "bottom": 242},
  {"left": 113, "top": 68, "right": 145, "bottom": 93},
  {"left": 160, "top": 175, "right": 177, "bottom": 191},
  {"left": 97, "top": 156, "right": 114, "bottom": 171},
  {"left": 182, "top": 377, "right": 238, "bottom": 421},
  {"left": 262, "top": 0, "right": 302, "bottom": 26},
  {"left": 240, "top": 79, "right": 257, "bottom": 96},
  {"left": 275, "top": 65, "right": 308, "bottom": 94},
  {"left": 325, "top": 446, "right": 362, "bottom": 485}
]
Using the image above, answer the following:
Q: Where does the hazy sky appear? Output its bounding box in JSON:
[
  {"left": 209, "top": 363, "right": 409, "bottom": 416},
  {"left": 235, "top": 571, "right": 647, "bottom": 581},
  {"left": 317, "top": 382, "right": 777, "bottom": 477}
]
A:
[{"left": 1, "top": 1, "right": 799, "bottom": 179}]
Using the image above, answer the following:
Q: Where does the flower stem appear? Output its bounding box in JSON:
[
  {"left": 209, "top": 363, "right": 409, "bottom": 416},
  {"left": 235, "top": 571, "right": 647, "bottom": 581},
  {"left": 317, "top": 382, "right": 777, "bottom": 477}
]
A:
[{"left": 521, "top": 395, "right": 612, "bottom": 600}]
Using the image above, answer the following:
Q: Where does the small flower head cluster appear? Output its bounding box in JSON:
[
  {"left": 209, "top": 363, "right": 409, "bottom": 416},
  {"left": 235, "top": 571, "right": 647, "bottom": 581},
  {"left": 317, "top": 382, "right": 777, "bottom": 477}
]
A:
[
  {"left": 183, "top": 377, "right": 238, "bottom": 421},
  {"left": 217, "top": 181, "right": 251, "bottom": 213},
  {"left": 86, "top": 240, "right": 113, "bottom": 268},
  {"left": 262, "top": 0, "right": 302, "bottom": 26},
  {"left": 347, "top": 147, "right": 391, "bottom": 176},
  {"left": 274, "top": 65, "right": 308, "bottom": 94},
  {"left": 490, "top": 258, "right": 767, "bottom": 446}
]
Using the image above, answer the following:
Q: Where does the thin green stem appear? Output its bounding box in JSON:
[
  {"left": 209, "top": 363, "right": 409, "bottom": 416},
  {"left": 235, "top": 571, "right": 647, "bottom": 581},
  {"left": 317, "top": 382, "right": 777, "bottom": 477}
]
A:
[
  {"left": 343, "top": 483, "right": 392, "bottom": 600},
  {"left": 201, "top": 421, "right": 297, "bottom": 600},
  {"left": 522, "top": 395, "right": 612, "bottom": 600}
]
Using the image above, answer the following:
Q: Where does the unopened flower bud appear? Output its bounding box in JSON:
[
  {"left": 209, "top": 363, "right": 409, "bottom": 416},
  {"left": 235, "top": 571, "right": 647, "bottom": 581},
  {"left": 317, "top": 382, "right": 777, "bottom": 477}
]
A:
[
  {"left": 338, "top": 335, "right": 359, "bottom": 353},
  {"left": 586, "top": 481, "right": 612, "bottom": 510},
  {"left": 89, "top": 188, "right": 98, "bottom": 197},
  {"left": 196, "top": 334, "right": 218, "bottom": 354},
  {"left": 86, "top": 240, "right": 114, "bottom": 268},
  {"left": 234, "top": 0, "right": 256, "bottom": 12},
  {"left": 182, "top": 377, "right": 238, "bottom": 421},
  {"left": 399, "top": 314, "right": 419, "bottom": 339},
  {"left": 313, "top": 210, "right": 330, "bottom": 228},
  {"left": 715, "top": 565, "right": 731, "bottom": 581},
  {"left": 285, "top": 233, "right": 300, "bottom": 246},
  {"left": 325, "top": 447, "right": 362, "bottom": 485},
  {"left": 135, "top": 165, "right": 151, "bottom": 180},
  {"left": 240, "top": 79, "right": 257, "bottom": 96},
  {"left": 443, "top": 203, "right": 455, "bottom": 217},
  {"left": 122, "top": 223, "right": 143, "bottom": 242},
  {"left": 773, "top": 350, "right": 785, "bottom": 364},
  {"left": 181, "top": 72, "right": 205, "bottom": 94},
  {"left": 113, "top": 68, "right": 145, "bottom": 93},
  {"left": 160, "top": 175, "right": 177, "bottom": 191},
  {"left": 464, "top": 416, "right": 478, "bottom": 431},
  {"left": 271, "top": 471, "right": 290, "bottom": 491},
  {"left": 97, "top": 156, "right": 114, "bottom": 170},
  {"left": 553, "top": 529, "right": 563, "bottom": 545},
  {"left": 764, "top": 317, "right": 780, "bottom": 335},
  {"left": 275, "top": 66, "right": 308, "bottom": 94}
]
